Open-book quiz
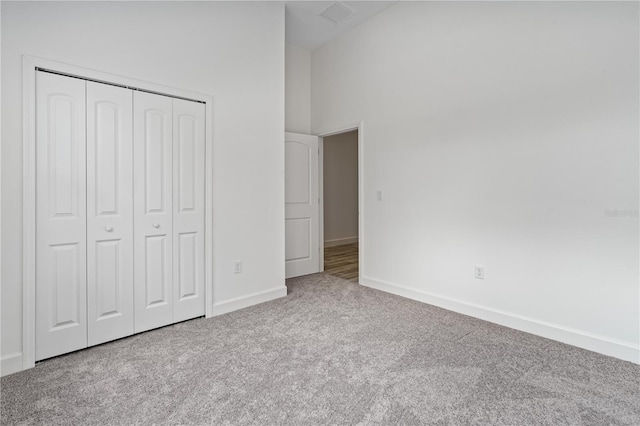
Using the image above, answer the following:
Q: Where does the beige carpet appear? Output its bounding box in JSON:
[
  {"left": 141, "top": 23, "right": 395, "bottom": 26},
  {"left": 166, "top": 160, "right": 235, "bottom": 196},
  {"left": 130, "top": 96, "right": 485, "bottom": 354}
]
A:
[{"left": 2, "top": 273, "right": 639, "bottom": 425}]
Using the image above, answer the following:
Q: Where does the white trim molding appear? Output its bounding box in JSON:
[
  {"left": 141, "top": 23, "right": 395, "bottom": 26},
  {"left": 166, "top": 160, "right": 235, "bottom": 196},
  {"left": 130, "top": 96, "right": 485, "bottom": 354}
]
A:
[
  {"left": 361, "top": 275, "right": 640, "bottom": 365},
  {"left": 324, "top": 237, "right": 358, "bottom": 247},
  {"left": 1, "top": 353, "right": 24, "bottom": 377},
  {"left": 22, "top": 55, "right": 215, "bottom": 373},
  {"left": 211, "top": 287, "right": 288, "bottom": 316}
]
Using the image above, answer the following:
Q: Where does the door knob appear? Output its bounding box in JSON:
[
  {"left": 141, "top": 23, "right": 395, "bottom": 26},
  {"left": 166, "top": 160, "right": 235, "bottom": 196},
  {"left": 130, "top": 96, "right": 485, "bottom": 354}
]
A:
[
  {"left": 153, "top": 223, "right": 160, "bottom": 228},
  {"left": 105, "top": 226, "right": 114, "bottom": 232}
]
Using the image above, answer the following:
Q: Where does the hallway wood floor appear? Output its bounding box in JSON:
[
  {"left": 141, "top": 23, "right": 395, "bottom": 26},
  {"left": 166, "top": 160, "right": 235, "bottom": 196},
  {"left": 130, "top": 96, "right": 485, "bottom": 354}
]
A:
[{"left": 324, "top": 242, "right": 358, "bottom": 282}]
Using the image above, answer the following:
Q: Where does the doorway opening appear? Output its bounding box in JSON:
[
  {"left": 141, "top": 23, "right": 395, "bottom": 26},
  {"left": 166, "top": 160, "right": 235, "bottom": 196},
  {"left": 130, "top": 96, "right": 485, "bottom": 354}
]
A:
[{"left": 321, "top": 129, "right": 359, "bottom": 282}]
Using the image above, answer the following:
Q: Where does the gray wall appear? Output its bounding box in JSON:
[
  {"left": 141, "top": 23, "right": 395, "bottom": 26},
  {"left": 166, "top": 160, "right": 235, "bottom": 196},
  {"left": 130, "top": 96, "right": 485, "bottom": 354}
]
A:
[{"left": 324, "top": 131, "right": 358, "bottom": 245}]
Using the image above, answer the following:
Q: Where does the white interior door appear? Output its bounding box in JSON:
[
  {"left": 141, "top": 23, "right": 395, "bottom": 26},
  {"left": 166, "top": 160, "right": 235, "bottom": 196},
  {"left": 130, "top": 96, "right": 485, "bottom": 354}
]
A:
[
  {"left": 285, "top": 132, "right": 320, "bottom": 278},
  {"left": 35, "top": 72, "right": 88, "bottom": 360},
  {"left": 86, "top": 81, "right": 134, "bottom": 346},
  {"left": 172, "top": 98, "right": 205, "bottom": 322},
  {"left": 133, "top": 91, "right": 174, "bottom": 333}
]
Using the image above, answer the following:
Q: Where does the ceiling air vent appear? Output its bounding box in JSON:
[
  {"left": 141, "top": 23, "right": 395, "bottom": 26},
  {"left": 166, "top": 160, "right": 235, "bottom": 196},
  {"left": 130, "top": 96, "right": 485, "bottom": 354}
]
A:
[{"left": 319, "top": 2, "right": 355, "bottom": 25}]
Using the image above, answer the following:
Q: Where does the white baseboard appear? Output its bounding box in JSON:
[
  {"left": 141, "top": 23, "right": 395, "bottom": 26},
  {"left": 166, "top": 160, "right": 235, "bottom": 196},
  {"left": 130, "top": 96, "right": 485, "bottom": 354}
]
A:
[
  {"left": 211, "top": 286, "right": 288, "bottom": 316},
  {"left": 324, "top": 237, "right": 358, "bottom": 247},
  {"left": 360, "top": 276, "right": 640, "bottom": 364},
  {"left": 1, "top": 352, "right": 24, "bottom": 377}
]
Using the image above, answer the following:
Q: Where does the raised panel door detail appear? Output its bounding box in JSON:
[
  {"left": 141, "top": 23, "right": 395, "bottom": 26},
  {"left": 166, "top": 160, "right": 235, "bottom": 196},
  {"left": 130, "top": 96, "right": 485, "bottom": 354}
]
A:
[
  {"left": 285, "top": 218, "right": 311, "bottom": 261},
  {"left": 50, "top": 243, "right": 81, "bottom": 329},
  {"left": 36, "top": 71, "right": 88, "bottom": 361},
  {"left": 94, "top": 102, "right": 119, "bottom": 216},
  {"left": 178, "top": 232, "right": 197, "bottom": 300},
  {"left": 145, "top": 110, "right": 168, "bottom": 214},
  {"left": 145, "top": 235, "right": 168, "bottom": 307},
  {"left": 94, "top": 240, "right": 121, "bottom": 319},
  {"left": 177, "top": 115, "right": 196, "bottom": 212},
  {"left": 48, "top": 95, "right": 79, "bottom": 218},
  {"left": 285, "top": 141, "right": 310, "bottom": 205}
]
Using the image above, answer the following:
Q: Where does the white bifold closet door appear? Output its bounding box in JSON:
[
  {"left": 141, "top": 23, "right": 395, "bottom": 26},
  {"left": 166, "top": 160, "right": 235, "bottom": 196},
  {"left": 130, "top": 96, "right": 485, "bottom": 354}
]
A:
[
  {"left": 172, "top": 98, "right": 206, "bottom": 323},
  {"left": 36, "top": 72, "right": 206, "bottom": 360},
  {"left": 86, "top": 82, "right": 134, "bottom": 346},
  {"left": 133, "top": 92, "right": 205, "bottom": 333},
  {"left": 133, "top": 92, "right": 174, "bottom": 333},
  {"left": 35, "top": 72, "right": 88, "bottom": 360},
  {"left": 36, "top": 75, "right": 135, "bottom": 359}
]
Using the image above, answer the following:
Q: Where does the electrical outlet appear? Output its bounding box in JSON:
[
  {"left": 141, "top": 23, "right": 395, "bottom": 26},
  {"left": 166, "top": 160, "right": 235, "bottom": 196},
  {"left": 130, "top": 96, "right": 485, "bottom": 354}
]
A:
[
  {"left": 376, "top": 189, "right": 383, "bottom": 201},
  {"left": 234, "top": 260, "right": 242, "bottom": 274},
  {"left": 475, "top": 265, "right": 485, "bottom": 280}
]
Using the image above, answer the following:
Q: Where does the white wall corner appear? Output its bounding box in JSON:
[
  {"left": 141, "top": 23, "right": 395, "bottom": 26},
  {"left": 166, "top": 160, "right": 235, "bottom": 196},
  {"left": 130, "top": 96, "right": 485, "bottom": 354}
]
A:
[
  {"left": 211, "top": 286, "right": 288, "bottom": 317},
  {"left": 1, "top": 352, "right": 24, "bottom": 377},
  {"left": 360, "top": 276, "right": 640, "bottom": 365}
]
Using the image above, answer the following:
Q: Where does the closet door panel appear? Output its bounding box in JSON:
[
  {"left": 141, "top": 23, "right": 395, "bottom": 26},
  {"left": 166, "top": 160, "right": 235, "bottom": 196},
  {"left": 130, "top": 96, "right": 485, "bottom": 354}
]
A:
[
  {"left": 35, "top": 72, "right": 88, "bottom": 360},
  {"left": 134, "top": 91, "right": 174, "bottom": 333},
  {"left": 86, "top": 82, "right": 134, "bottom": 346},
  {"left": 172, "top": 99, "right": 206, "bottom": 321}
]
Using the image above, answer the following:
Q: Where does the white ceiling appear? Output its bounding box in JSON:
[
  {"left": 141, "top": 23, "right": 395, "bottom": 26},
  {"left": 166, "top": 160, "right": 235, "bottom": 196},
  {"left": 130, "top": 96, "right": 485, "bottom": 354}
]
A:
[{"left": 285, "top": 1, "right": 397, "bottom": 51}]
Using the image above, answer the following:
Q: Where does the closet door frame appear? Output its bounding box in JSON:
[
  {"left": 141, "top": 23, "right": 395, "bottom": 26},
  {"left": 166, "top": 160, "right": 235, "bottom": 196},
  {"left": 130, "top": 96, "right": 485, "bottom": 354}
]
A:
[{"left": 22, "top": 56, "right": 214, "bottom": 371}]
